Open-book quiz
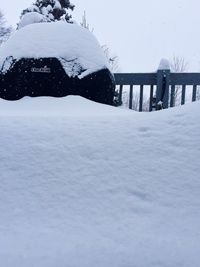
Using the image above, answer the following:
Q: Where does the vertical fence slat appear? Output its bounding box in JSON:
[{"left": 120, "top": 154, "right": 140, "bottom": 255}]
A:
[
  {"left": 129, "top": 85, "right": 133, "bottom": 109},
  {"left": 156, "top": 70, "right": 170, "bottom": 110},
  {"left": 192, "top": 85, "right": 197, "bottom": 102},
  {"left": 163, "top": 71, "right": 170, "bottom": 109},
  {"left": 139, "top": 85, "right": 144, "bottom": 112},
  {"left": 170, "top": 85, "right": 175, "bottom": 107},
  {"left": 156, "top": 70, "right": 163, "bottom": 110},
  {"left": 181, "top": 85, "right": 186, "bottom": 105},
  {"left": 149, "top": 85, "right": 154, "bottom": 112},
  {"left": 119, "top": 85, "right": 123, "bottom": 104}
]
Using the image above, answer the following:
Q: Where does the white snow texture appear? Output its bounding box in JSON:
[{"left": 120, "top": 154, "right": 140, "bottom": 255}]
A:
[
  {"left": 18, "top": 12, "right": 48, "bottom": 29},
  {"left": 0, "top": 22, "right": 109, "bottom": 78},
  {"left": 0, "top": 96, "right": 200, "bottom": 267}
]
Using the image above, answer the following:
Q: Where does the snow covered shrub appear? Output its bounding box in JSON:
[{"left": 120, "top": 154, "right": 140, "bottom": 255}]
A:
[
  {"left": 18, "top": 0, "right": 75, "bottom": 29},
  {"left": 0, "top": 22, "right": 115, "bottom": 105}
]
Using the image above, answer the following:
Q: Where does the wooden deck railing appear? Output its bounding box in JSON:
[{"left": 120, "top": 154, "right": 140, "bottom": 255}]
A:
[{"left": 114, "top": 69, "right": 200, "bottom": 111}]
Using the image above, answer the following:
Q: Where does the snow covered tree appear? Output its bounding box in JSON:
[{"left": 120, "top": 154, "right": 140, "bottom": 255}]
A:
[
  {"left": 0, "top": 10, "right": 12, "bottom": 45},
  {"left": 19, "top": 0, "right": 75, "bottom": 29}
]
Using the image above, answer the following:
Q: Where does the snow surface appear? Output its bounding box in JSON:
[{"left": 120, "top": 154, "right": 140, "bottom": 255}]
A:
[
  {"left": 0, "top": 22, "right": 109, "bottom": 78},
  {"left": 0, "top": 96, "right": 200, "bottom": 267}
]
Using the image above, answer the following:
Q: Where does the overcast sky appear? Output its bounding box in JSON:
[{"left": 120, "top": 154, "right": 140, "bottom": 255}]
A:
[{"left": 1, "top": 0, "right": 200, "bottom": 72}]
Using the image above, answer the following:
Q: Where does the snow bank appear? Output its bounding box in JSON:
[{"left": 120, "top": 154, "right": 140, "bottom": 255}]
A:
[
  {"left": 0, "top": 97, "right": 200, "bottom": 267},
  {"left": 0, "top": 22, "right": 109, "bottom": 78},
  {"left": 0, "top": 96, "right": 128, "bottom": 117}
]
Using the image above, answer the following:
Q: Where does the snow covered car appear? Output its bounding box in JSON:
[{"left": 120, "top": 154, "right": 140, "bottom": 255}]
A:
[{"left": 0, "top": 21, "right": 115, "bottom": 105}]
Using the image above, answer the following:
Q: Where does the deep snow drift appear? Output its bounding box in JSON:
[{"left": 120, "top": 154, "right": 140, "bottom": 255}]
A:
[{"left": 0, "top": 96, "right": 200, "bottom": 267}]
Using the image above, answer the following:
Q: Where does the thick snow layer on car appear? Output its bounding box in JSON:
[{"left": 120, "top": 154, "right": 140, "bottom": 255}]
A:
[
  {"left": 0, "top": 22, "right": 109, "bottom": 78},
  {"left": 0, "top": 96, "right": 200, "bottom": 267}
]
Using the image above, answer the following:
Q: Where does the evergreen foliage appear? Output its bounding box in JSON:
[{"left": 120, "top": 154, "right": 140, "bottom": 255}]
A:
[{"left": 21, "top": 0, "right": 75, "bottom": 23}]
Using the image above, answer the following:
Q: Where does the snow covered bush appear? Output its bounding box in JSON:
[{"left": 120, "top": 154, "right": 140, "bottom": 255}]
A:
[{"left": 18, "top": 0, "right": 75, "bottom": 29}]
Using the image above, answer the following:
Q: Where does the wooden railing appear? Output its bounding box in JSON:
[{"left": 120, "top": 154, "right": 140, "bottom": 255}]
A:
[{"left": 114, "top": 69, "right": 200, "bottom": 111}]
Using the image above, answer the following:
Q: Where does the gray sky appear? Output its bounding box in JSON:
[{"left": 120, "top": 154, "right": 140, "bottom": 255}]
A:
[{"left": 1, "top": 0, "right": 200, "bottom": 72}]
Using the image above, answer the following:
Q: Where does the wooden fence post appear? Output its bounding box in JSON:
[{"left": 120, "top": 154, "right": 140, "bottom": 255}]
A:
[{"left": 156, "top": 60, "right": 170, "bottom": 110}]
